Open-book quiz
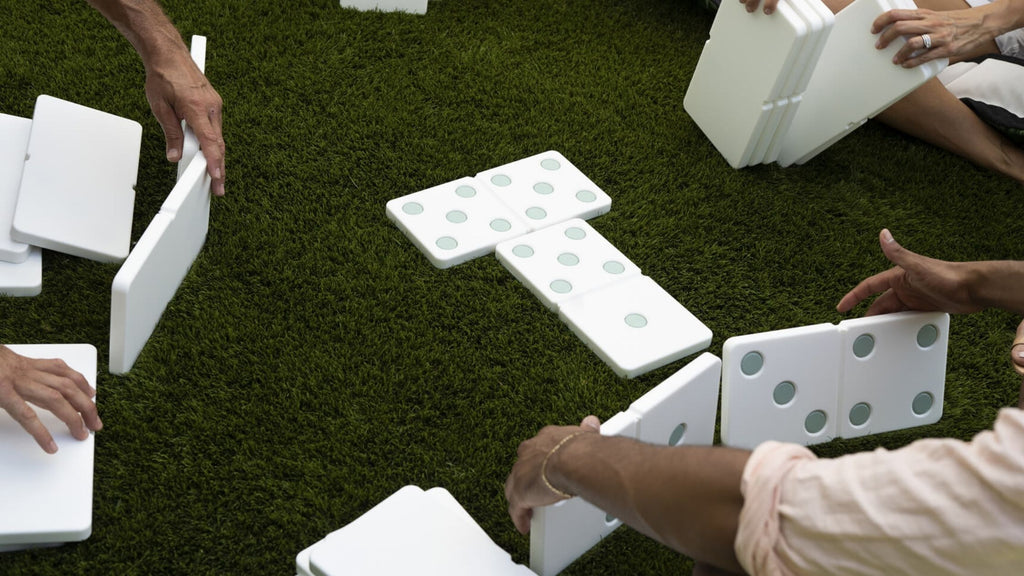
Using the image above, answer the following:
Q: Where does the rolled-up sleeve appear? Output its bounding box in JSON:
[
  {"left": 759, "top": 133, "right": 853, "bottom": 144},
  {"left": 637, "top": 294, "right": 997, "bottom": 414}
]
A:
[{"left": 735, "top": 408, "right": 1024, "bottom": 576}]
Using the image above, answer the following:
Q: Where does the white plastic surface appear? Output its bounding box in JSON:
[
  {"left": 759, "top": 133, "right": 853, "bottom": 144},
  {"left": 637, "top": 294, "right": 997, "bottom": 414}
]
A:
[
  {"left": 386, "top": 176, "right": 529, "bottom": 269},
  {"left": 12, "top": 95, "right": 141, "bottom": 262},
  {"left": 110, "top": 154, "right": 211, "bottom": 374},
  {"left": 306, "top": 485, "right": 532, "bottom": 576},
  {"left": 529, "top": 412, "right": 639, "bottom": 576},
  {"left": 0, "top": 246, "right": 42, "bottom": 297},
  {"left": 495, "top": 218, "right": 641, "bottom": 311},
  {"left": 0, "top": 344, "right": 96, "bottom": 550},
  {"left": 475, "top": 151, "right": 611, "bottom": 231},
  {"left": 340, "top": 0, "right": 428, "bottom": 14},
  {"left": 558, "top": 275, "right": 712, "bottom": 378},
  {"left": 683, "top": 0, "right": 810, "bottom": 168},
  {"left": 777, "top": 0, "right": 947, "bottom": 165},
  {"left": 0, "top": 113, "right": 32, "bottom": 263},
  {"left": 721, "top": 323, "right": 840, "bottom": 449},
  {"left": 837, "top": 311, "right": 948, "bottom": 438},
  {"left": 627, "top": 352, "right": 721, "bottom": 447},
  {"left": 178, "top": 35, "right": 208, "bottom": 181}
]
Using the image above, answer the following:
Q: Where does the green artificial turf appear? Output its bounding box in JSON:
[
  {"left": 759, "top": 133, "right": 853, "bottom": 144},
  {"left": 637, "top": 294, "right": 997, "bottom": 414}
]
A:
[{"left": 1, "top": 0, "right": 1023, "bottom": 574}]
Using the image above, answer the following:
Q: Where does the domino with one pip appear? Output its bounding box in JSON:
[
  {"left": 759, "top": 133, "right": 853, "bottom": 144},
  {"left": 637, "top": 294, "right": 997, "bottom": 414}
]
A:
[
  {"left": 0, "top": 344, "right": 96, "bottom": 552},
  {"left": 12, "top": 95, "right": 141, "bottom": 263},
  {"left": 495, "top": 218, "right": 641, "bottom": 311}
]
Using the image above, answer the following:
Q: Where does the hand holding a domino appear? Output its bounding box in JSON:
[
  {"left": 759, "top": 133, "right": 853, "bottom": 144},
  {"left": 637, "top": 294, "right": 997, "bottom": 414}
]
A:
[
  {"left": 870, "top": 3, "right": 1014, "bottom": 67},
  {"left": 0, "top": 346, "right": 102, "bottom": 454}
]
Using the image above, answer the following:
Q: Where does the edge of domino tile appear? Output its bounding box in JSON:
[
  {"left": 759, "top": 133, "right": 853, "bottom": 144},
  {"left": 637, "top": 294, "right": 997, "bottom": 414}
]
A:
[
  {"left": 0, "top": 113, "right": 32, "bottom": 264},
  {"left": 177, "top": 36, "right": 207, "bottom": 181},
  {"left": 625, "top": 351, "right": 722, "bottom": 447},
  {"left": 0, "top": 246, "right": 42, "bottom": 297}
]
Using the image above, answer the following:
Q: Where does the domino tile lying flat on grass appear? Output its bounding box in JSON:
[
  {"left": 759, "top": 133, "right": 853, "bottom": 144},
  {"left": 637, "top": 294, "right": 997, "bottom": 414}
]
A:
[
  {"left": 386, "top": 176, "right": 529, "bottom": 269},
  {"left": 0, "top": 113, "right": 32, "bottom": 263},
  {"left": 627, "top": 352, "right": 721, "bottom": 447},
  {"left": 530, "top": 411, "right": 640, "bottom": 576},
  {"left": 837, "top": 311, "right": 949, "bottom": 439},
  {"left": 558, "top": 275, "right": 713, "bottom": 378},
  {"left": 12, "top": 95, "right": 141, "bottom": 262},
  {"left": 305, "top": 486, "right": 533, "bottom": 576},
  {"left": 495, "top": 218, "right": 641, "bottom": 311},
  {"left": 110, "top": 154, "right": 211, "bottom": 374},
  {"left": 177, "top": 35, "right": 207, "bottom": 182},
  {"left": 475, "top": 151, "right": 611, "bottom": 231},
  {"left": 0, "top": 246, "right": 42, "bottom": 297},
  {"left": 683, "top": 0, "right": 810, "bottom": 168},
  {"left": 721, "top": 323, "right": 840, "bottom": 449},
  {"left": 777, "top": 0, "right": 947, "bottom": 166},
  {"left": 0, "top": 344, "right": 96, "bottom": 552},
  {"left": 340, "top": 0, "right": 428, "bottom": 13}
]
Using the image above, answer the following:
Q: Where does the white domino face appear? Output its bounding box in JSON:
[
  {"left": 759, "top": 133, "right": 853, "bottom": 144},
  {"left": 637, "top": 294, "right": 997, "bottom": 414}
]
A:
[
  {"left": 777, "top": 0, "right": 947, "bottom": 166},
  {"left": 558, "top": 275, "right": 713, "bottom": 378},
  {"left": 721, "top": 323, "right": 840, "bottom": 449},
  {"left": 12, "top": 95, "right": 141, "bottom": 263},
  {"left": 837, "top": 311, "right": 948, "bottom": 438},
  {"left": 110, "top": 154, "right": 211, "bottom": 375},
  {"left": 0, "top": 246, "right": 42, "bottom": 297},
  {"left": 495, "top": 219, "right": 641, "bottom": 311},
  {"left": 308, "top": 485, "right": 532, "bottom": 576},
  {"left": 0, "top": 113, "right": 32, "bottom": 264},
  {"left": 0, "top": 344, "right": 96, "bottom": 551},
  {"left": 627, "top": 352, "right": 721, "bottom": 447},
  {"left": 475, "top": 151, "right": 611, "bottom": 230},
  {"left": 683, "top": 0, "right": 810, "bottom": 168},
  {"left": 530, "top": 411, "right": 639, "bottom": 576},
  {"left": 386, "top": 176, "right": 529, "bottom": 269}
]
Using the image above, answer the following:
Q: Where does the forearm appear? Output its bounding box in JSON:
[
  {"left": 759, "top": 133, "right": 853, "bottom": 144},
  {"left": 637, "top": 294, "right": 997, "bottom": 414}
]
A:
[
  {"left": 967, "top": 261, "right": 1024, "bottom": 315},
  {"left": 547, "top": 435, "right": 751, "bottom": 572},
  {"left": 984, "top": 0, "right": 1024, "bottom": 36},
  {"left": 86, "top": 0, "right": 188, "bottom": 68}
]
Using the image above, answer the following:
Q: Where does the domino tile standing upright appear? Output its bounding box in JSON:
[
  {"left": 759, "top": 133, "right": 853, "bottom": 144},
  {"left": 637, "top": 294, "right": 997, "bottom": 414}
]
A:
[
  {"left": 11, "top": 95, "right": 141, "bottom": 262},
  {"left": 721, "top": 323, "right": 841, "bottom": 449},
  {"left": 836, "top": 311, "right": 949, "bottom": 438},
  {"left": 0, "top": 344, "right": 96, "bottom": 552},
  {"left": 776, "top": 0, "right": 948, "bottom": 165},
  {"left": 0, "top": 113, "right": 32, "bottom": 263}
]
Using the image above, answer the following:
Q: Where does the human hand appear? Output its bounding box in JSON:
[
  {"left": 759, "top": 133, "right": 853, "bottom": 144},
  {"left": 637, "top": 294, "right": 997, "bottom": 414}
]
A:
[
  {"left": 1012, "top": 318, "right": 1024, "bottom": 376},
  {"left": 0, "top": 346, "right": 102, "bottom": 454},
  {"left": 872, "top": 8, "right": 988, "bottom": 67},
  {"left": 144, "top": 51, "right": 225, "bottom": 196},
  {"left": 739, "top": 0, "right": 780, "bottom": 15},
  {"left": 505, "top": 415, "right": 601, "bottom": 534},
  {"left": 837, "top": 229, "right": 981, "bottom": 316}
]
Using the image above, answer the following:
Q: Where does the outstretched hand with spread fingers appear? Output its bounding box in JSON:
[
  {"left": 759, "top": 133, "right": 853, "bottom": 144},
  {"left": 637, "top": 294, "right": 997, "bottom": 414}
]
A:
[{"left": 837, "top": 229, "right": 981, "bottom": 316}]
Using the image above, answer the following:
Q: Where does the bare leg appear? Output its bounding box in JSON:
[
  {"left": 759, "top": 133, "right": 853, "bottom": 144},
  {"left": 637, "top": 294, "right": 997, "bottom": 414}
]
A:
[{"left": 820, "top": 0, "right": 1024, "bottom": 184}]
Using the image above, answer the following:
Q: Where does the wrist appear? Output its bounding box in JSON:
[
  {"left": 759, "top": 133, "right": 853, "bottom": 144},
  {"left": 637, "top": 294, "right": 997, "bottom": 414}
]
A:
[{"left": 544, "top": 431, "right": 599, "bottom": 498}]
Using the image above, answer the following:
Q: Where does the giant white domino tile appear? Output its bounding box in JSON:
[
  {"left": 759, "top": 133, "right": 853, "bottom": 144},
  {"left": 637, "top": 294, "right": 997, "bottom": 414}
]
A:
[
  {"left": 530, "top": 411, "right": 640, "bottom": 576},
  {"left": 836, "top": 312, "right": 948, "bottom": 438},
  {"left": 627, "top": 352, "right": 721, "bottom": 447},
  {"left": 340, "top": 0, "right": 428, "bottom": 13},
  {"left": 683, "top": 0, "right": 812, "bottom": 168},
  {"left": 0, "top": 113, "right": 32, "bottom": 263},
  {"left": 721, "top": 323, "right": 841, "bottom": 449},
  {"left": 299, "top": 486, "right": 532, "bottom": 576},
  {"left": 475, "top": 151, "right": 611, "bottom": 231},
  {"left": 0, "top": 246, "right": 42, "bottom": 297},
  {"left": 0, "top": 344, "right": 96, "bottom": 552},
  {"left": 495, "top": 218, "right": 641, "bottom": 311},
  {"left": 177, "top": 36, "right": 207, "bottom": 182},
  {"left": 110, "top": 154, "right": 211, "bottom": 374},
  {"left": 386, "top": 176, "right": 530, "bottom": 269},
  {"left": 777, "top": 0, "right": 948, "bottom": 165},
  {"left": 558, "top": 275, "right": 713, "bottom": 378},
  {"left": 12, "top": 95, "right": 141, "bottom": 262}
]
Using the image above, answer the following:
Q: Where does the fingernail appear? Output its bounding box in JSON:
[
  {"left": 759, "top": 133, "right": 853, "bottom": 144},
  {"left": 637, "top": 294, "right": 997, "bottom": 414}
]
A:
[
  {"left": 214, "top": 167, "right": 223, "bottom": 179},
  {"left": 882, "top": 229, "right": 894, "bottom": 243},
  {"left": 47, "top": 441, "right": 58, "bottom": 454},
  {"left": 875, "top": 39, "right": 882, "bottom": 48},
  {"left": 765, "top": 7, "right": 773, "bottom": 14},
  {"left": 167, "top": 148, "right": 180, "bottom": 161}
]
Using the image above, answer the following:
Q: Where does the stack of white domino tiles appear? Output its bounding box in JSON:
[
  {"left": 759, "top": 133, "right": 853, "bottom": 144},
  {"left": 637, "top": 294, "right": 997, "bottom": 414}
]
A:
[
  {"left": 684, "top": 0, "right": 948, "bottom": 168},
  {"left": 386, "top": 151, "right": 713, "bottom": 378},
  {"left": 0, "top": 344, "right": 97, "bottom": 552},
  {"left": 295, "top": 485, "right": 535, "bottom": 576},
  {"left": 721, "top": 311, "right": 949, "bottom": 448},
  {"left": 0, "top": 97, "right": 142, "bottom": 296}
]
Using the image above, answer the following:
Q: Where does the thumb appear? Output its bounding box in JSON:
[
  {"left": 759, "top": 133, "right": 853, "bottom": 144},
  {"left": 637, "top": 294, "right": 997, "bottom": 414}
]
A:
[
  {"left": 1012, "top": 319, "right": 1024, "bottom": 375},
  {"left": 580, "top": 415, "right": 601, "bottom": 431},
  {"left": 879, "top": 229, "right": 923, "bottom": 272},
  {"left": 149, "top": 97, "right": 185, "bottom": 162}
]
